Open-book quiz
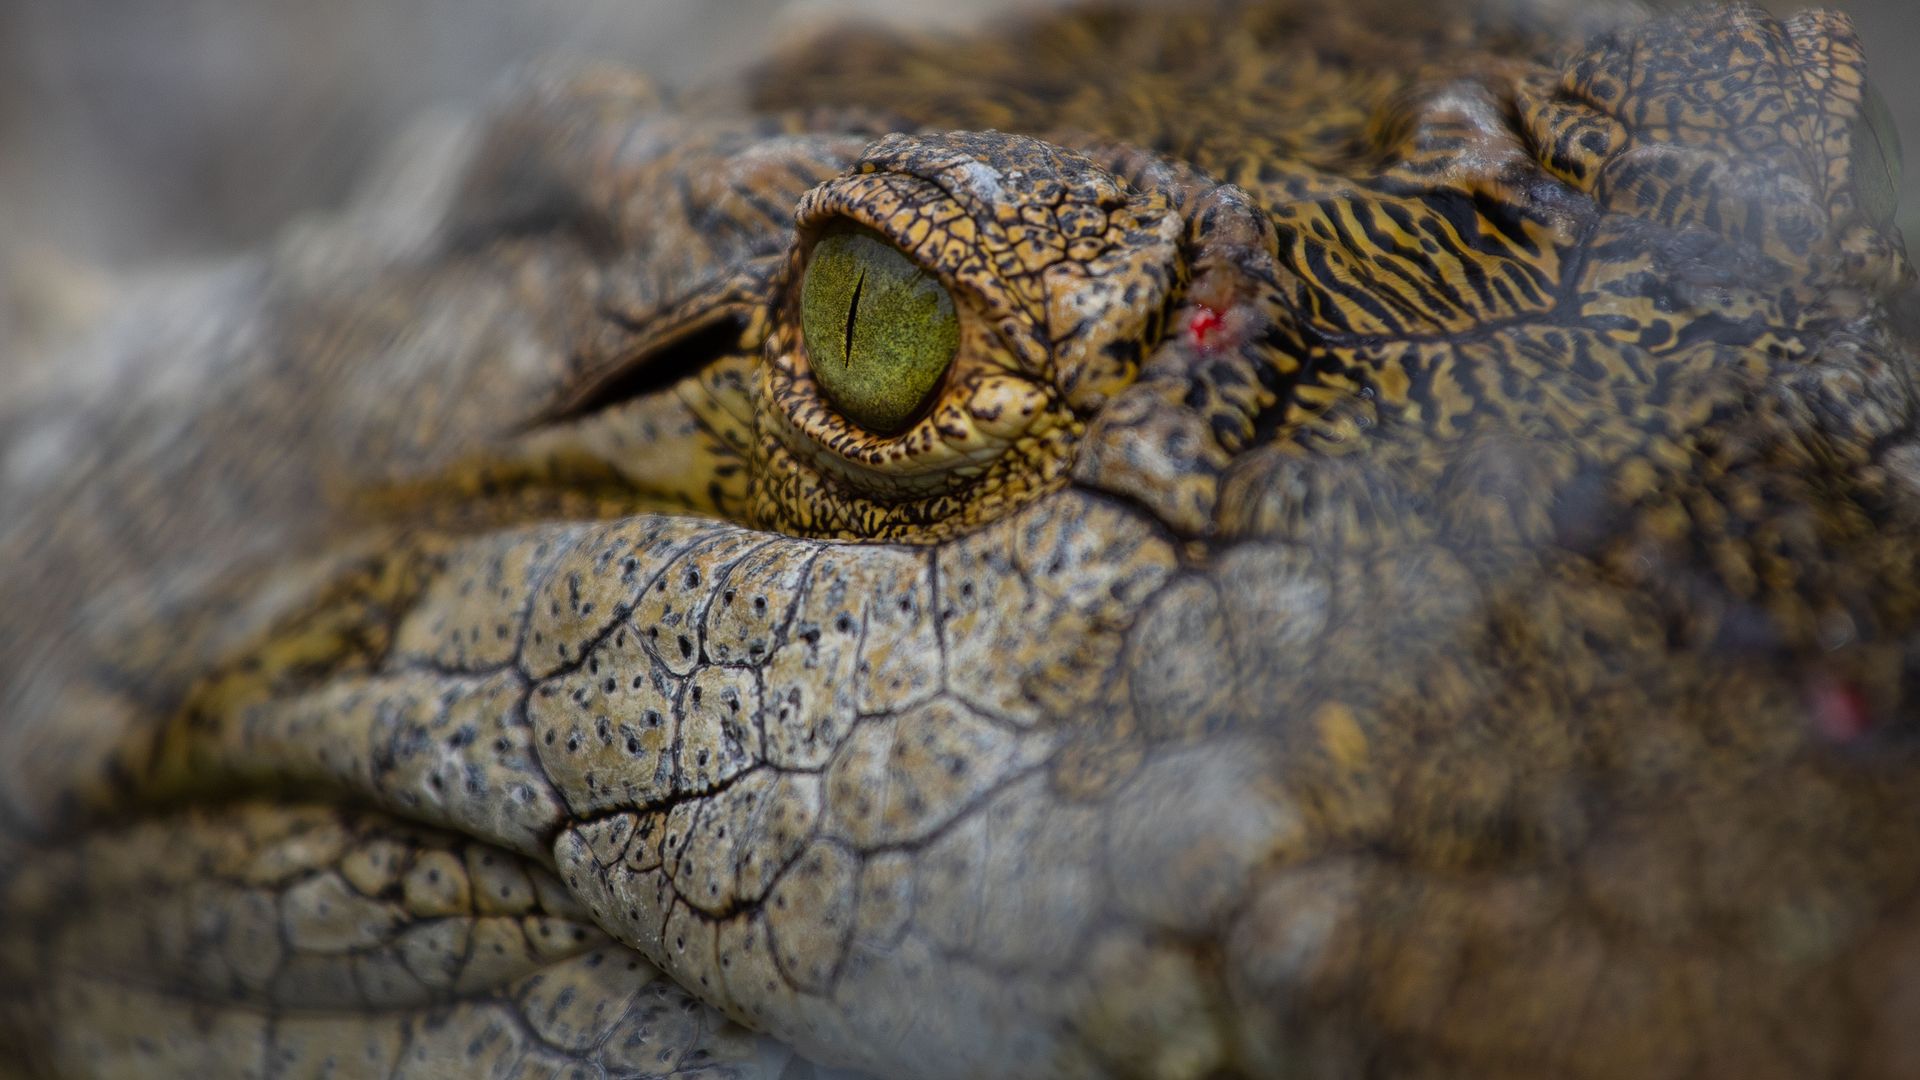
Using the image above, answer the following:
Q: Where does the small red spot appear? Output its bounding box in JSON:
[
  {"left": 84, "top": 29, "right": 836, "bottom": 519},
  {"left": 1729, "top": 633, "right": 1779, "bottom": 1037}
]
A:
[
  {"left": 1187, "top": 305, "right": 1225, "bottom": 351},
  {"left": 1810, "top": 677, "right": 1873, "bottom": 743}
]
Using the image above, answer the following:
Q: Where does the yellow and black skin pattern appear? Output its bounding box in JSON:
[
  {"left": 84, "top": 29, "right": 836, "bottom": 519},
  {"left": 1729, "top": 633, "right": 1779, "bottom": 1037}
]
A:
[{"left": 3, "top": 0, "right": 1919, "bottom": 1076}]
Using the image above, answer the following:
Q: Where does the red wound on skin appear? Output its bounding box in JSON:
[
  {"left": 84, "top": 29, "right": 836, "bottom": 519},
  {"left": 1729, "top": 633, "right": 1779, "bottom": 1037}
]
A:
[
  {"left": 1187, "top": 305, "right": 1225, "bottom": 351},
  {"left": 1810, "top": 677, "right": 1873, "bottom": 743}
]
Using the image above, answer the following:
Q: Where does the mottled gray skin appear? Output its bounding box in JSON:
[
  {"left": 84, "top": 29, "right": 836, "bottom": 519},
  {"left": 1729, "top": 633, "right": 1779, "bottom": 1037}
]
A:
[{"left": 5, "top": 2, "right": 1920, "bottom": 1078}]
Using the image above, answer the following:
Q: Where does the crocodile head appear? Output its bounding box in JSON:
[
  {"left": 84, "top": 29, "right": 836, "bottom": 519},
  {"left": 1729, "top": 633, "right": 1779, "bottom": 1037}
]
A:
[{"left": 4, "top": 1, "right": 1920, "bottom": 1077}]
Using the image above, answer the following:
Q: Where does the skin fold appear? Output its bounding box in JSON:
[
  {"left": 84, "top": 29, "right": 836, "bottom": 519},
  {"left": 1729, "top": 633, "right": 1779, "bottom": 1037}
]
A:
[{"left": 3, "top": 1, "right": 1919, "bottom": 1076}]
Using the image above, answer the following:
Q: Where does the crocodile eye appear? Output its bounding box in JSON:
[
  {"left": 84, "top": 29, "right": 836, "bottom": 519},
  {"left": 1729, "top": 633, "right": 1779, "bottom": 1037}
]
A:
[
  {"left": 800, "top": 225, "right": 960, "bottom": 435},
  {"left": 1854, "top": 81, "right": 1903, "bottom": 225}
]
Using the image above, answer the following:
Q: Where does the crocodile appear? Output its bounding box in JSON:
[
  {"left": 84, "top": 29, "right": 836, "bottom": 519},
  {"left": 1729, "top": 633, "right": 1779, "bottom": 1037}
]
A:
[{"left": 2, "top": 0, "right": 1918, "bottom": 1076}]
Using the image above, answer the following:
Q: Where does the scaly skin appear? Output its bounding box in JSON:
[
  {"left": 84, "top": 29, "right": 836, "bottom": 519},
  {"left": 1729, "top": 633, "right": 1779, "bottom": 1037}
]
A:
[{"left": 4, "top": 1, "right": 1920, "bottom": 1076}]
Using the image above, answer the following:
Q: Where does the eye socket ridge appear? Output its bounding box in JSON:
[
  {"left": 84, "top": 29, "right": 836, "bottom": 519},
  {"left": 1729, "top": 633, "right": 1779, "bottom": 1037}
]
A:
[{"left": 798, "top": 222, "right": 962, "bottom": 436}]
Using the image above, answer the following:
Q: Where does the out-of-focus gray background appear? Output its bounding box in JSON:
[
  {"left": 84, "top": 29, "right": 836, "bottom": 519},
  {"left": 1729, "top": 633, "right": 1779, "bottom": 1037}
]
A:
[{"left": 0, "top": 0, "right": 1913, "bottom": 271}]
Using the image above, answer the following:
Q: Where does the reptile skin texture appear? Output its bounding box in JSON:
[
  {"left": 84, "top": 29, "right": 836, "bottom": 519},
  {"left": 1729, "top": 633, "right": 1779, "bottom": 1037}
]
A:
[{"left": 3, "top": 1, "right": 1919, "bottom": 1076}]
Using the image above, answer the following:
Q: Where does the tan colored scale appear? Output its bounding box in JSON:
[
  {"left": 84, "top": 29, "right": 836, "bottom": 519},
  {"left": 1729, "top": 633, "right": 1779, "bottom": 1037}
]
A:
[{"left": 4, "top": 1, "right": 1920, "bottom": 1078}]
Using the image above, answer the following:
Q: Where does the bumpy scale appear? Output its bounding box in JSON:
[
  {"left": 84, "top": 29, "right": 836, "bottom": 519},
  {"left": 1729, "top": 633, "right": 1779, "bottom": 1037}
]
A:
[{"left": 3, "top": 2, "right": 1919, "bottom": 1078}]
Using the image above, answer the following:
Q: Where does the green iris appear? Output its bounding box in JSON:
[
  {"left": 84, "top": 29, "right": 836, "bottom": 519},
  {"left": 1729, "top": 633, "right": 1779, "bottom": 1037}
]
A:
[
  {"left": 800, "top": 226, "right": 960, "bottom": 436},
  {"left": 1854, "top": 81, "right": 1904, "bottom": 226}
]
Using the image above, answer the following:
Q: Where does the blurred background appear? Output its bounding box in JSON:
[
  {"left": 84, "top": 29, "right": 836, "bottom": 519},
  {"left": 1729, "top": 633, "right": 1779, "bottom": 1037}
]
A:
[
  {"left": 0, "top": 0, "right": 1030, "bottom": 273},
  {"left": 0, "top": 0, "right": 1912, "bottom": 274}
]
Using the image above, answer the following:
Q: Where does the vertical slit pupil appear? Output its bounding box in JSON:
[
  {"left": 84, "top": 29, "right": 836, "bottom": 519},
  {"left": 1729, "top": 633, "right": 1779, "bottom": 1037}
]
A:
[
  {"left": 798, "top": 223, "right": 960, "bottom": 436},
  {"left": 841, "top": 269, "right": 865, "bottom": 369}
]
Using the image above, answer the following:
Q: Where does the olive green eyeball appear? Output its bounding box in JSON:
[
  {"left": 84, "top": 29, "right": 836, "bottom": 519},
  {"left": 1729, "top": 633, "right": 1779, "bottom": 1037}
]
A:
[
  {"left": 800, "top": 226, "right": 961, "bottom": 436},
  {"left": 1853, "top": 81, "right": 1904, "bottom": 226}
]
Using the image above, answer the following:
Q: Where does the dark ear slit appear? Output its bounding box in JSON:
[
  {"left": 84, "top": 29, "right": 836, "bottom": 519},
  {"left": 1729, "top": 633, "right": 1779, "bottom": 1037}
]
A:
[{"left": 535, "top": 312, "right": 747, "bottom": 427}]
